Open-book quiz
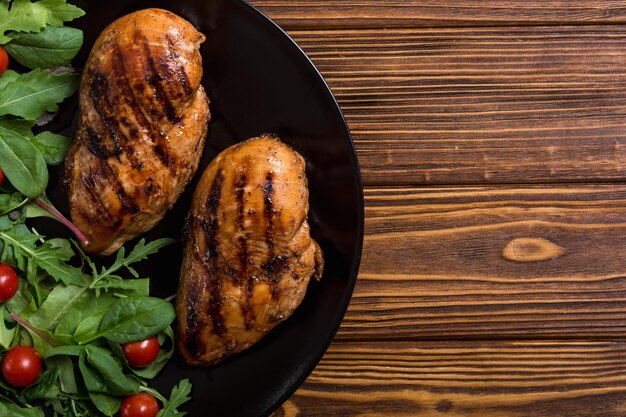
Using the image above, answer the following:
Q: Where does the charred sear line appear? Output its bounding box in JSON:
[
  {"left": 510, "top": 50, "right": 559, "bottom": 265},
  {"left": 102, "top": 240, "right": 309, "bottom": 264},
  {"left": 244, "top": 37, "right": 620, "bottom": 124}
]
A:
[
  {"left": 137, "top": 30, "right": 180, "bottom": 124},
  {"left": 85, "top": 126, "right": 116, "bottom": 159},
  {"left": 235, "top": 172, "right": 248, "bottom": 273},
  {"left": 184, "top": 279, "right": 205, "bottom": 358},
  {"left": 235, "top": 171, "right": 255, "bottom": 330},
  {"left": 204, "top": 171, "right": 227, "bottom": 337},
  {"left": 98, "top": 158, "right": 140, "bottom": 214},
  {"left": 111, "top": 41, "right": 176, "bottom": 171},
  {"left": 153, "top": 143, "right": 176, "bottom": 169},
  {"left": 80, "top": 171, "right": 121, "bottom": 228},
  {"left": 262, "top": 255, "right": 290, "bottom": 275},
  {"left": 164, "top": 34, "right": 192, "bottom": 95},
  {"left": 88, "top": 70, "right": 126, "bottom": 157},
  {"left": 264, "top": 172, "right": 275, "bottom": 254}
]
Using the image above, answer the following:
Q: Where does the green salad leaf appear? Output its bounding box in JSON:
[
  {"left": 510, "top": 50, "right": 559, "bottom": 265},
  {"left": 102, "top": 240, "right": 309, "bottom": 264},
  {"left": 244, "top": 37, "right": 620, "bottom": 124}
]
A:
[
  {"left": 5, "top": 25, "right": 83, "bottom": 69},
  {"left": 0, "top": 122, "right": 48, "bottom": 198},
  {"left": 157, "top": 380, "right": 193, "bottom": 417},
  {"left": 0, "top": 0, "right": 85, "bottom": 44},
  {"left": 0, "top": 69, "right": 80, "bottom": 120},
  {"left": 30, "top": 131, "right": 72, "bottom": 165}
]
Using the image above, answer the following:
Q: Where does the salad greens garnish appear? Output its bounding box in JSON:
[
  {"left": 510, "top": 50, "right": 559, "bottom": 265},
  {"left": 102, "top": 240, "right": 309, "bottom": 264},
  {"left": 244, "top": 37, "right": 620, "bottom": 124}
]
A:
[{"left": 0, "top": 1, "right": 194, "bottom": 416}]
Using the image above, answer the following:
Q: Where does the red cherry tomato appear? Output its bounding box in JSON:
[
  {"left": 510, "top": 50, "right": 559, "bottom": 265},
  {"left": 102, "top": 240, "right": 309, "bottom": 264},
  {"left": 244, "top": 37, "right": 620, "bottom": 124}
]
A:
[
  {"left": 1, "top": 346, "right": 42, "bottom": 387},
  {"left": 120, "top": 392, "right": 160, "bottom": 417},
  {"left": 122, "top": 336, "right": 160, "bottom": 368},
  {"left": 0, "top": 263, "right": 18, "bottom": 303},
  {"left": 0, "top": 47, "right": 8, "bottom": 76},
  {"left": 0, "top": 166, "right": 4, "bottom": 186}
]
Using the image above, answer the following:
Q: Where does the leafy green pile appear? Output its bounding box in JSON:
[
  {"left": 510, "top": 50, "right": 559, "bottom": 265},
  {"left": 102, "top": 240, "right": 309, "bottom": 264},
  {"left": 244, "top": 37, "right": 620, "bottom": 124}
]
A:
[
  {"left": 0, "top": 1, "right": 194, "bottom": 416},
  {"left": 0, "top": 0, "right": 84, "bottom": 198},
  {"left": 0, "top": 202, "right": 191, "bottom": 416}
]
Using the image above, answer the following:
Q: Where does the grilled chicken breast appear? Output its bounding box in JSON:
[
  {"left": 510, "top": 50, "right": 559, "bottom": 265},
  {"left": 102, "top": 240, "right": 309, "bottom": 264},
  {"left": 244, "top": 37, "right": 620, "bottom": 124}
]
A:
[
  {"left": 177, "top": 135, "right": 324, "bottom": 366},
  {"left": 64, "top": 8, "right": 210, "bottom": 256}
]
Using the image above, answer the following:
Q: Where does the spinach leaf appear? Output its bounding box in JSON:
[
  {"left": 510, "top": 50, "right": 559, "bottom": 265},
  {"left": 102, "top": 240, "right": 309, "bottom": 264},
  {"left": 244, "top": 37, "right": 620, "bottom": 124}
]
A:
[
  {"left": 28, "top": 284, "right": 87, "bottom": 331},
  {"left": 89, "top": 392, "right": 121, "bottom": 417},
  {"left": 18, "top": 368, "right": 60, "bottom": 402},
  {"left": 0, "top": 0, "right": 84, "bottom": 44},
  {"left": 79, "top": 346, "right": 139, "bottom": 397},
  {"left": 0, "top": 122, "right": 48, "bottom": 198},
  {"left": 77, "top": 297, "right": 175, "bottom": 344},
  {"left": 0, "top": 69, "right": 79, "bottom": 119},
  {"left": 30, "top": 131, "right": 72, "bottom": 165},
  {"left": 5, "top": 25, "right": 83, "bottom": 69},
  {"left": 156, "top": 379, "right": 193, "bottom": 417}
]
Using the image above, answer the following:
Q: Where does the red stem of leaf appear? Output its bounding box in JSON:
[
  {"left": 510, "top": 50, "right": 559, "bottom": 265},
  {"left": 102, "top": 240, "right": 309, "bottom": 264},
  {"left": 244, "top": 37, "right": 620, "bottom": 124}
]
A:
[
  {"left": 34, "top": 198, "right": 90, "bottom": 246},
  {"left": 9, "top": 312, "right": 57, "bottom": 347}
]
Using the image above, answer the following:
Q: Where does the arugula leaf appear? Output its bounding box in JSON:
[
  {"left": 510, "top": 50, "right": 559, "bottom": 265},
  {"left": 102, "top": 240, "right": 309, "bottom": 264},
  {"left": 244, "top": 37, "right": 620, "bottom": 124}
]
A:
[
  {"left": 0, "top": 225, "right": 87, "bottom": 285},
  {"left": 0, "top": 396, "right": 44, "bottom": 417},
  {"left": 32, "top": 0, "right": 85, "bottom": 26},
  {"left": 77, "top": 297, "right": 175, "bottom": 344},
  {"left": 156, "top": 379, "right": 193, "bottom": 417},
  {"left": 0, "top": 192, "right": 27, "bottom": 216},
  {"left": 30, "top": 131, "right": 72, "bottom": 165},
  {"left": 0, "top": 0, "right": 84, "bottom": 44},
  {"left": 5, "top": 25, "right": 83, "bottom": 69},
  {"left": 0, "top": 68, "right": 79, "bottom": 119},
  {"left": 0, "top": 121, "right": 48, "bottom": 198}
]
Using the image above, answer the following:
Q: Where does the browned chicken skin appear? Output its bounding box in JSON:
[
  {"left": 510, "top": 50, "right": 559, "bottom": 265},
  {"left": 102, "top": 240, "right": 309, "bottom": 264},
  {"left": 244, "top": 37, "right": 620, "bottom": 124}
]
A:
[
  {"left": 177, "top": 135, "right": 324, "bottom": 366},
  {"left": 64, "top": 8, "right": 210, "bottom": 255}
]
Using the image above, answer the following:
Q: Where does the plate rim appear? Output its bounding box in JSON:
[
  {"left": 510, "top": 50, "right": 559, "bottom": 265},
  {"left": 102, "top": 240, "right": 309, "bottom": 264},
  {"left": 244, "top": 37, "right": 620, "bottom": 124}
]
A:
[{"left": 233, "top": 1, "right": 365, "bottom": 415}]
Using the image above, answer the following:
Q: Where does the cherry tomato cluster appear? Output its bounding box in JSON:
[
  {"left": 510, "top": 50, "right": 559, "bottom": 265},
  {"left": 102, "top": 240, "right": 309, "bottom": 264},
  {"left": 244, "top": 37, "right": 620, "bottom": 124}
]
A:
[{"left": 0, "top": 262, "right": 164, "bottom": 415}]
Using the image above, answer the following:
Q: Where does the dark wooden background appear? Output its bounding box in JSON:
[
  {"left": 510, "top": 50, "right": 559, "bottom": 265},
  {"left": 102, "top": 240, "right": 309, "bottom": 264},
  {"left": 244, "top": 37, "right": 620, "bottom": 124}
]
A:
[{"left": 246, "top": 1, "right": 626, "bottom": 416}]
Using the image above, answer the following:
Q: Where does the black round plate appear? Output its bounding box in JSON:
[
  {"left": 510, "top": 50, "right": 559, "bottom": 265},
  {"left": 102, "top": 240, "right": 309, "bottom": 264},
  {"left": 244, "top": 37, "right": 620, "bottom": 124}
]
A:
[{"left": 47, "top": 1, "right": 364, "bottom": 416}]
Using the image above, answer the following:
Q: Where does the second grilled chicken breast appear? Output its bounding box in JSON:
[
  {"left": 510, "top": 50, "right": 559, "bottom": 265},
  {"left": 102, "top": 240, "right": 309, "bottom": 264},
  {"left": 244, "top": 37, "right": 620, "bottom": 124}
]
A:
[
  {"left": 64, "top": 8, "right": 210, "bottom": 255},
  {"left": 177, "top": 135, "right": 324, "bottom": 366}
]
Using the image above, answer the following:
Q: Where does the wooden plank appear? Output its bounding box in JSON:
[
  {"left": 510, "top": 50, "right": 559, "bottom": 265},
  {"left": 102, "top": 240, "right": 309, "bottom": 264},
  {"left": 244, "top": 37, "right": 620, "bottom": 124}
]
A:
[
  {"left": 252, "top": 1, "right": 626, "bottom": 30},
  {"left": 337, "top": 185, "right": 626, "bottom": 340},
  {"left": 273, "top": 341, "right": 626, "bottom": 417},
  {"left": 288, "top": 26, "right": 626, "bottom": 185}
]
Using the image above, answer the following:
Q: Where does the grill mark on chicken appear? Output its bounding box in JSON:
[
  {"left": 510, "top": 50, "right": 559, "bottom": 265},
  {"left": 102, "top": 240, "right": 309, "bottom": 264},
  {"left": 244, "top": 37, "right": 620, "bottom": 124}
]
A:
[
  {"left": 98, "top": 158, "right": 140, "bottom": 215},
  {"left": 80, "top": 172, "right": 120, "bottom": 227},
  {"left": 235, "top": 171, "right": 255, "bottom": 330},
  {"left": 136, "top": 30, "right": 180, "bottom": 124},
  {"left": 110, "top": 41, "right": 175, "bottom": 172},
  {"left": 184, "top": 276, "right": 206, "bottom": 358},
  {"left": 85, "top": 126, "right": 115, "bottom": 159},
  {"left": 263, "top": 172, "right": 275, "bottom": 254},
  {"left": 204, "top": 171, "right": 227, "bottom": 337},
  {"left": 164, "top": 34, "right": 192, "bottom": 96},
  {"left": 86, "top": 71, "right": 124, "bottom": 158}
]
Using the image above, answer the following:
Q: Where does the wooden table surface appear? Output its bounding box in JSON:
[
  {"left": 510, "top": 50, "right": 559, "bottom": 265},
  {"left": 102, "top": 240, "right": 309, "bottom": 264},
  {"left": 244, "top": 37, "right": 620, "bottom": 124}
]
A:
[{"left": 246, "top": 2, "right": 626, "bottom": 416}]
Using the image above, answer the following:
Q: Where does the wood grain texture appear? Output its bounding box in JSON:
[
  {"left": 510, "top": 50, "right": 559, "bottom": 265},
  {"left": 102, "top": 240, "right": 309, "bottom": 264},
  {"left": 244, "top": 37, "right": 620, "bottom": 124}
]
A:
[
  {"left": 272, "top": 341, "right": 626, "bottom": 417},
  {"left": 287, "top": 26, "right": 626, "bottom": 185},
  {"left": 252, "top": 1, "right": 626, "bottom": 30},
  {"left": 337, "top": 185, "right": 626, "bottom": 340}
]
